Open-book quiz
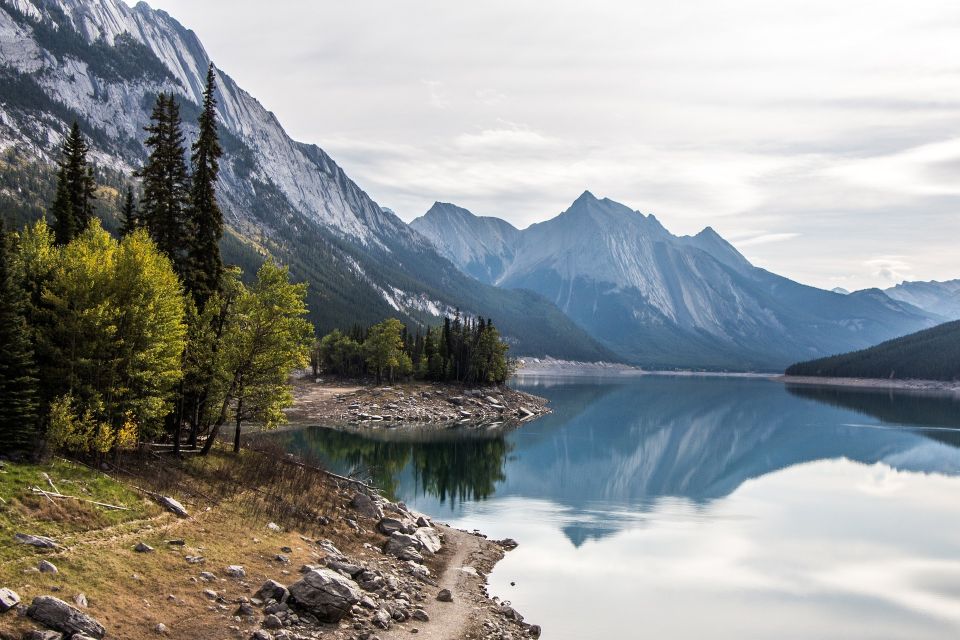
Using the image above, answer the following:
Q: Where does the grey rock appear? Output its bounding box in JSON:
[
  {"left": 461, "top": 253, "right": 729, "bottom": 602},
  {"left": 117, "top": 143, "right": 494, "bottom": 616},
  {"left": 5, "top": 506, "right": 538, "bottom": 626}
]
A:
[
  {"left": 37, "top": 560, "right": 58, "bottom": 574},
  {"left": 412, "top": 528, "right": 442, "bottom": 555},
  {"left": 350, "top": 493, "right": 384, "bottom": 520},
  {"left": 203, "top": 589, "right": 218, "bottom": 600},
  {"left": 72, "top": 635, "right": 98, "bottom": 640},
  {"left": 263, "top": 614, "right": 282, "bottom": 629},
  {"left": 287, "top": 569, "right": 362, "bottom": 623},
  {"left": 251, "top": 631, "right": 273, "bottom": 640},
  {"left": 326, "top": 558, "right": 363, "bottom": 577},
  {"left": 372, "top": 608, "right": 391, "bottom": 629},
  {"left": 0, "top": 587, "right": 20, "bottom": 612},
  {"left": 436, "top": 589, "right": 453, "bottom": 602},
  {"left": 134, "top": 542, "right": 154, "bottom": 553},
  {"left": 72, "top": 593, "right": 88, "bottom": 608},
  {"left": 377, "top": 516, "right": 415, "bottom": 535},
  {"left": 23, "top": 632, "right": 64, "bottom": 640},
  {"left": 14, "top": 533, "right": 58, "bottom": 549},
  {"left": 165, "top": 539, "right": 185, "bottom": 546},
  {"left": 267, "top": 522, "right": 282, "bottom": 532},
  {"left": 154, "top": 622, "right": 168, "bottom": 634},
  {"left": 157, "top": 496, "right": 188, "bottom": 517},
  {"left": 383, "top": 532, "right": 424, "bottom": 562},
  {"left": 528, "top": 624, "right": 542, "bottom": 638},
  {"left": 412, "top": 608, "right": 429, "bottom": 622},
  {"left": 274, "top": 554, "right": 290, "bottom": 563},
  {"left": 235, "top": 602, "right": 256, "bottom": 616},
  {"left": 185, "top": 556, "right": 205, "bottom": 565},
  {"left": 254, "top": 580, "right": 290, "bottom": 604},
  {"left": 225, "top": 565, "right": 246, "bottom": 578},
  {"left": 26, "top": 596, "right": 105, "bottom": 639},
  {"left": 199, "top": 571, "right": 217, "bottom": 581}
]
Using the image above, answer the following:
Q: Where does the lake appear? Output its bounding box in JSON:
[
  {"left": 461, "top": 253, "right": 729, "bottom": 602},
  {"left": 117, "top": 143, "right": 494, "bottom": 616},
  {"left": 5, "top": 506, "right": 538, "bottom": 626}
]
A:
[{"left": 274, "top": 376, "right": 960, "bottom": 639}]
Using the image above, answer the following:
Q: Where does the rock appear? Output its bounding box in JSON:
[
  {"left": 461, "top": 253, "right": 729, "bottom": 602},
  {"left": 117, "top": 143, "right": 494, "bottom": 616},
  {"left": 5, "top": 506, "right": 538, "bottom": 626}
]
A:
[
  {"left": 14, "top": 533, "right": 58, "bottom": 549},
  {"left": 185, "top": 556, "right": 205, "bottom": 564},
  {"left": 38, "top": 560, "right": 58, "bottom": 574},
  {"left": 415, "top": 515, "right": 431, "bottom": 528},
  {"left": 498, "top": 538, "right": 519, "bottom": 550},
  {"left": 528, "top": 624, "right": 542, "bottom": 638},
  {"left": 203, "top": 589, "right": 218, "bottom": 600},
  {"left": 350, "top": 493, "right": 384, "bottom": 520},
  {"left": 72, "top": 635, "right": 97, "bottom": 640},
  {"left": 287, "top": 569, "right": 362, "bottom": 623},
  {"left": 134, "top": 542, "right": 154, "bottom": 553},
  {"left": 412, "top": 528, "right": 442, "bottom": 555},
  {"left": 254, "top": 580, "right": 290, "bottom": 604},
  {"left": 315, "top": 539, "right": 343, "bottom": 558},
  {"left": 412, "top": 608, "right": 429, "bottom": 622},
  {"left": 26, "top": 596, "right": 106, "bottom": 639},
  {"left": 326, "top": 558, "right": 363, "bottom": 577},
  {"left": 157, "top": 496, "right": 188, "bottom": 517},
  {"left": 436, "top": 589, "right": 453, "bottom": 602},
  {"left": 372, "top": 608, "right": 392, "bottom": 629},
  {"left": 383, "top": 533, "right": 423, "bottom": 562},
  {"left": 199, "top": 571, "right": 217, "bottom": 581},
  {"left": 72, "top": 593, "right": 87, "bottom": 608},
  {"left": 267, "top": 522, "right": 282, "bottom": 532},
  {"left": 166, "top": 539, "right": 185, "bottom": 546},
  {"left": 225, "top": 565, "right": 246, "bottom": 578},
  {"left": 235, "top": 602, "right": 256, "bottom": 617},
  {"left": 0, "top": 587, "right": 20, "bottom": 613},
  {"left": 251, "top": 631, "right": 273, "bottom": 640},
  {"left": 154, "top": 622, "right": 168, "bottom": 634},
  {"left": 23, "top": 631, "right": 63, "bottom": 640},
  {"left": 279, "top": 546, "right": 292, "bottom": 553},
  {"left": 377, "top": 516, "right": 415, "bottom": 535},
  {"left": 263, "top": 614, "right": 282, "bottom": 629}
]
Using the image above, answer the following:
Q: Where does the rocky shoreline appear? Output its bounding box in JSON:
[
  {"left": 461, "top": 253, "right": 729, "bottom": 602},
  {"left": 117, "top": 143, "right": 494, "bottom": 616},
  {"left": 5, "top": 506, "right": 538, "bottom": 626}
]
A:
[
  {"left": 777, "top": 375, "right": 960, "bottom": 394},
  {"left": 1, "top": 457, "right": 539, "bottom": 640},
  {"left": 285, "top": 379, "right": 551, "bottom": 428}
]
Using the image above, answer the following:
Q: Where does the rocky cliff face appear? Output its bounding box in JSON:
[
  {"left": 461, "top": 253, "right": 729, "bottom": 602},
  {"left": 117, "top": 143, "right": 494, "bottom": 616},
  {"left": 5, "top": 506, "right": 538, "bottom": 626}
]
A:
[
  {"left": 412, "top": 191, "right": 938, "bottom": 370},
  {"left": 0, "top": 0, "right": 612, "bottom": 361}
]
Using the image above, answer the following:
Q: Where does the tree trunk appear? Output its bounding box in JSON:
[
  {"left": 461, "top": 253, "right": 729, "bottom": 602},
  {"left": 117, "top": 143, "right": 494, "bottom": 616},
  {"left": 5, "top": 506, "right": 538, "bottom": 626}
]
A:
[{"left": 233, "top": 398, "right": 243, "bottom": 454}]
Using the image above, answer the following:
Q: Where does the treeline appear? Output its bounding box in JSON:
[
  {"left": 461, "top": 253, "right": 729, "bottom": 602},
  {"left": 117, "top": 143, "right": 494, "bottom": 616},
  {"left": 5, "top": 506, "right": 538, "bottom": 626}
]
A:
[
  {"left": 0, "top": 65, "right": 313, "bottom": 460},
  {"left": 785, "top": 320, "right": 960, "bottom": 381},
  {"left": 315, "top": 315, "right": 513, "bottom": 385}
]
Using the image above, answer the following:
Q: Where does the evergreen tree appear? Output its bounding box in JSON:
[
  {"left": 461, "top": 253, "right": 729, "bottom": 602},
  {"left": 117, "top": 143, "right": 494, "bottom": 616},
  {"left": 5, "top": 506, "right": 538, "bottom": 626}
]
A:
[
  {"left": 51, "top": 122, "right": 96, "bottom": 245},
  {"left": 0, "top": 220, "right": 39, "bottom": 454},
  {"left": 119, "top": 186, "right": 138, "bottom": 236},
  {"left": 187, "top": 63, "right": 225, "bottom": 306},
  {"left": 137, "top": 93, "right": 191, "bottom": 275}
]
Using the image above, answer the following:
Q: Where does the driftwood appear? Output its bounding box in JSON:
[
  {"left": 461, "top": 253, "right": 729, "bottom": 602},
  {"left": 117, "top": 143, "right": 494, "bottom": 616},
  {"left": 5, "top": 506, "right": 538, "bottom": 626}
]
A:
[{"left": 29, "top": 486, "right": 131, "bottom": 511}]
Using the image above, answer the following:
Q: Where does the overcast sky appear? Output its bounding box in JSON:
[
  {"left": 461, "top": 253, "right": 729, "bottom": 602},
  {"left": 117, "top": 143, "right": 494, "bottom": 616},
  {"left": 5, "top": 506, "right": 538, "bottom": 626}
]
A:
[{"left": 133, "top": 0, "right": 960, "bottom": 290}]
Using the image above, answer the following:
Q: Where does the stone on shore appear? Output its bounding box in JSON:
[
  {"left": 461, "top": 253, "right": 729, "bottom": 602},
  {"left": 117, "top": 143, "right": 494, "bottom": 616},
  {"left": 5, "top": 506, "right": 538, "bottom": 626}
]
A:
[
  {"left": 383, "top": 532, "right": 424, "bottom": 562},
  {"left": 412, "top": 527, "right": 442, "bottom": 555},
  {"left": 377, "top": 516, "right": 415, "bottom": 535},
  {"left": 287, "top": 568, "right": 362, "bottom": 622},
  {"left": 27, "top": 595, "right": 106, "bottom": 639},
  {"left": 0, "top": 587, "right": 21, "bottom": 612},
  {"left": 350, "top": 492, "right": 384, "bottom": 520}
]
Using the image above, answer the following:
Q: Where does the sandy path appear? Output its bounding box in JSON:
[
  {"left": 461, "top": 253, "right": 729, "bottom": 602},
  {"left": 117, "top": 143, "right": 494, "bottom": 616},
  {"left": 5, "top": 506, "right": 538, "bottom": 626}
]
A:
[{"left": 381, "top": 526, "right": 491, "bottom": 640}]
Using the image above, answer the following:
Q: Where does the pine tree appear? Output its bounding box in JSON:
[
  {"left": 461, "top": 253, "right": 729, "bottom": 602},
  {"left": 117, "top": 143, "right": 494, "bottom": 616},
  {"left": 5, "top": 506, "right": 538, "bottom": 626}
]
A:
[
  {"left": 51, "top": 122, "right": 96, "bottom": 245},
  {"left": 0, "top": 219, "right": 39, "bottom": 454},
  {"left": 119, "top": 186, "right": 138, "bottom": 236},
  {"left": 187, "top": 64, "right": 225, "bottom": 306},
  {"left": 137, "top": 93, "right": 191, "bottom": 275}
]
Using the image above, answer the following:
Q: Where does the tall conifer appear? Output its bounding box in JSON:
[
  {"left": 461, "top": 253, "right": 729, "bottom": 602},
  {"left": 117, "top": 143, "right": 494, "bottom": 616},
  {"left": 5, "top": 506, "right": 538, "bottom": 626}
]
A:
[
  {"left": 51, "top": 122, "right": 96, "bottom": 245},
  {"left": 187, "top": 63, "right": 225, "bottom": 306},
  {"left": 119, "top": 186, "right": 138, "bottom": 236},
  {"left": 138, "top": 93, "right": 191, "bottom": 274},
  {"left": 0, "top": 220, "right": 39, "bottom": 454}
]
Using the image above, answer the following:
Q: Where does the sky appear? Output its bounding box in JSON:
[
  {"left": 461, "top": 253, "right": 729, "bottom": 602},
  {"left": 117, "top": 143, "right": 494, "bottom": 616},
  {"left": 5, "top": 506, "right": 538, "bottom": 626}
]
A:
[{"left": 131, "top": 0, "right": 960, "bottom": 290}]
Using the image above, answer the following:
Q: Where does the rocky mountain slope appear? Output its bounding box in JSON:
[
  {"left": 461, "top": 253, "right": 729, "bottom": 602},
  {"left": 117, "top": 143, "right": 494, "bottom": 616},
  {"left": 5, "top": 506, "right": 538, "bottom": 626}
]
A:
[
  {"left": 882, "top": 279, "right": 960, "bottom": 320},
  {"left": 412, "top": 192, "right": 938, "bottom": 370},
  {"left": 0, "top": 0, "right": 611, "bottom": 361}
]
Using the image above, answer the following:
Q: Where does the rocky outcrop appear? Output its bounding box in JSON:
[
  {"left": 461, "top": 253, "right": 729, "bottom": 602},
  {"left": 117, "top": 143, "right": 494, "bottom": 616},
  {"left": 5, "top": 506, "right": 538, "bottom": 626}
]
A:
[
  {"left": 287, "top": 569, "right": 362, "bottom": 622},
  {"left": 27, "top": 596, "right": 106, "bottom": 639},
  {"left": 0, "top": 587, "right": 20, "bottom": 612}
]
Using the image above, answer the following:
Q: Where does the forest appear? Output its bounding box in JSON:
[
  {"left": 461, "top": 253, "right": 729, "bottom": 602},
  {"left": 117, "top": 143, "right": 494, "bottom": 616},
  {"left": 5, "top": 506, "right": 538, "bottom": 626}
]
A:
[
  {"left": 785, "top": 320, "right": 960, "bottom": 381},
  {"left": 0, "top": 66, "right": 313, "bottom": 459},
  {"left": 314, "top": 314, "right": 513, "bottom": 385}
]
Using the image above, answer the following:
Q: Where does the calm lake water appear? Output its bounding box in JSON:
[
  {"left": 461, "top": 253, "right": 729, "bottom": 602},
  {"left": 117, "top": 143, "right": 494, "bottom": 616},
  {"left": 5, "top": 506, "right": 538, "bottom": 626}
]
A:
[{"left": 274, "top": 376, "right": 960, "bottom": 639}]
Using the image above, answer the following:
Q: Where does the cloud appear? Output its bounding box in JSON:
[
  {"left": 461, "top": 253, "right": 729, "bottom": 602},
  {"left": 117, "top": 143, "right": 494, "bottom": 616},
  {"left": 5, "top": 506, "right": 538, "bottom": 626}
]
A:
[{"left": 734, "top": 232, "right": 800, "bottom": 248}]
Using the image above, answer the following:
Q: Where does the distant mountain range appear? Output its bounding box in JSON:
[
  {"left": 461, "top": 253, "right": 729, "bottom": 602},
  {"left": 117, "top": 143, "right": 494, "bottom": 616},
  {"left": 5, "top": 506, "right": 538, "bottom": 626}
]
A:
[
  {"left": 412, "top": 193, "right": 940, "bottom": 370},
  {"left": 882, "top": 280, "right": 960, "bottom": 320},
  {"left": 0, "top": 0, "right": 612, "bottom": 362}
]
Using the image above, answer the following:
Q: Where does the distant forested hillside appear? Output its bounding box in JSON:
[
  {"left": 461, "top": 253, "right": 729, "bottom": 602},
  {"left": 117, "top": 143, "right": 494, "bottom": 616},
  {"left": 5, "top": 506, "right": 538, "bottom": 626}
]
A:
[{"left": 785, "top": 320, "right": 960, "bottom": 381}]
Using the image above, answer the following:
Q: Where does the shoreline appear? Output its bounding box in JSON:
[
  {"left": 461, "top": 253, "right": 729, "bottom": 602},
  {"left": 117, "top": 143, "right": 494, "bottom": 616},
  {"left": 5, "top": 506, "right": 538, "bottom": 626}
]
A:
[
  {"left": 513, "top": 357, "right": 774, "bottom": 380},
  {"left": 776, "top": 375, "right": 960, "bottom": 394}
]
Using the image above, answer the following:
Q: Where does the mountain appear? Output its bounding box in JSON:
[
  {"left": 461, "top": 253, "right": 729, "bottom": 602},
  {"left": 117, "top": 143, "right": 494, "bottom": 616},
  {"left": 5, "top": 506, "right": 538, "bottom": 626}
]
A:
[
  {"left": 0, "top": 0, "right": 612, "bottom": 361},
  {"left": 785, "top": 320, "right": 960, "bottom": 381},
  {"left": 882, "top": 279, "right": 960, "bottom": 320},
  {"left": 412, "top": 192, "right": 939, "bottom": 370}
]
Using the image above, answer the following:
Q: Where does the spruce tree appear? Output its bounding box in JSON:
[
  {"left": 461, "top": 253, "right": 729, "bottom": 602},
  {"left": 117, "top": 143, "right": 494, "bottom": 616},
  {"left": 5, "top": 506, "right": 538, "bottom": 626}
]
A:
[
  {"left": 187, "top": 64, "right": 225, "bottom": 306},
  {"left": 137, "top": 93, "right": 191, "bottom": 274},
  {"left": 119, "top": 186, "right": 138, "bottom": 236},
  {"left": 0, "top": 220, "right": 39, "bottom": 454},
  {"left": 51, "top": 122, "right": 96, "bottom": 245}
]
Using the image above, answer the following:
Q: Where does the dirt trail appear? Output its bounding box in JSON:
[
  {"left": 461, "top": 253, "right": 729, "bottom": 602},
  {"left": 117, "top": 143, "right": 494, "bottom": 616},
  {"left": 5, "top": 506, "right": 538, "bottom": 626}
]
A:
[{"left": 382, "top": 526, "right": 497, "bottom": 640}]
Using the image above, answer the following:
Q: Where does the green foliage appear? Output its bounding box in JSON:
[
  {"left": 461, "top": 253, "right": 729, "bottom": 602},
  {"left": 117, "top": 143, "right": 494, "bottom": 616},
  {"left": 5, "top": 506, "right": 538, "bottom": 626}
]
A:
[
  {"left": 186, "top": 64, "right": 225, "bottom": 307},
  {"left": 786, "top": 320, "right": 960, "bottom": 381},
  {"left": 20, "top": 220, "right": 186, "bottom": 453},
  {"left": 51, "top": 122, "right": 97, "bottom": 245},
  {"left": 0, "top": 220, "right": 38, "bottom": 455},
  {"left": 194, "top": 262, "right": 314, "bottom": 454},
  {"left": 364, "top": 318, "right": 410, "bottom": 383},
  {"left": 118, "top": 186, "right": 138, "bottom": 237}
]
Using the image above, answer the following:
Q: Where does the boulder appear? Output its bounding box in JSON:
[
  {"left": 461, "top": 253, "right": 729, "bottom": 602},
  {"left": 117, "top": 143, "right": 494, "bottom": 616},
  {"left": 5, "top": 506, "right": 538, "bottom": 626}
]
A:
[
  {"left": 0, "top": 587, "right": 20, "bottom": 612},
  {"left": 325, "top": 558, "right": 363, "bottom": 577},
  {"left": 24, "top": 632, "right": 63, "bottom": 640},
  {"left": 377, "top": 516, "right": 415, "bottom": 536},
  {"left": 349, "top": 493, "right": 384, "bottom": 520},
  {"left": 37, "top": 560, "right": 58, "bottom": 574},
  {"left": 14, "top": 533, "right": 58, "bottom": 549},
  {"left": 254, "top": 580, "right": 290, "bottom": 604},
  {"left": 383, "top": 532, "right": 424, "bottom": 562},
  {"left": 72, "top": 593, "right": 88, "bottom": 608},
  {"left": 287, "top": 569, "right": 361, "bottom": 623},
  {"left": 27, "top": 596, "right": 106, "bottom": 639},
  {"left": 134, "top": 542, "right": 154, "bottom": 553},
  {"left": 412, "top": 527, "right": 442, "bottom": 555},
  {"left": 436, "top": 588, "right": 453, "bottom": 602},
  {"left": 251, "top": 631, "right": 273, "bottom": 640},
  {"left": 225, "top": 565, "right": 246, "bottom": 578},
  {"left": 156, "top": 496, "right": 188, "bottom": 517}
]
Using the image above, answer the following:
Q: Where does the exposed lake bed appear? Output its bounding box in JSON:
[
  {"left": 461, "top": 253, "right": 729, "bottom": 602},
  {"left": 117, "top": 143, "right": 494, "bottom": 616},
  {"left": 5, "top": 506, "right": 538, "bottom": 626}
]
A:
[{"left": 274, "top": 375, "right": 960, "bottom": 639}]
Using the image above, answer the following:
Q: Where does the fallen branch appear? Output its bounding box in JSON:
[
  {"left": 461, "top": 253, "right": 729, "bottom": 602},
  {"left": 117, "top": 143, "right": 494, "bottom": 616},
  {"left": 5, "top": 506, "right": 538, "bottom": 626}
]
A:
[
  {"left": 42, "top": 472, "right": 61, "bottom": 494},
  {"left": 29, "top": 486, "right": 131, "bottom": 511}
]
